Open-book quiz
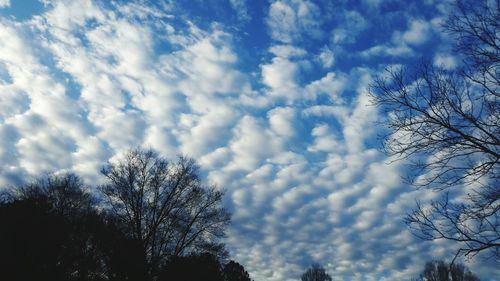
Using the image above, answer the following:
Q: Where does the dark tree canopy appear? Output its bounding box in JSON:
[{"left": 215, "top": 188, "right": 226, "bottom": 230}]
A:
[
  {"left": 0, "top": 195, "right": 72, "bottom": 281},
  {"left": 412, "top": 260, "right": 480, "bottom": 281},
  {"left": 301, "top": 264, "right": 332, "bottom": 281},
  {"left": 160, "top": 253, "right": 224, "bottom": 281},
  {"left": 0, "top": 152, "right": 237, "bottom": 281},
  {"left": 159, "top": 253, "right": 253, "bottom": 281},
  {"left": 223, "top": 260, "right": 253, "bottom": 281},
  {"left": 8, "top": 173, "right": 95, "bottom": 216},
  {"left": 0, "top": 174, "right": 140, "bottom": 281},
  {"left": 370, "top": 0, "right": 499, "bottom": 259}
]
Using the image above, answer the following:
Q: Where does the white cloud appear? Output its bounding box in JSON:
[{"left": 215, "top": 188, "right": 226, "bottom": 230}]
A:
[
  {"left": 433, "top": 52, "right": 457, "bottom": 70},
  {"left": 13, "top": 113, "right": 75, "bottom": 175},
  {"left": 227, "top": 115, "right": 279, "bottom": 172},
  {"left": 0, "top": 85, "right": 29, "bottom": 121},
  {"left": 0, "top": 122, "right": 22, "bottom": 186},
  {"left": 359, "top": 18, "right": 432, "bottom": 61},
  {"left": 71, "top": 136, "right": 109, "bottom": 183},
  {"left": 41, "top": 0, "right": 105, "bottom": 31},
  {"left": 230, "top": 0, "right": 251, "bottom": 23},
  {"left": 307, "top": 124, "right": 341, "bottom": 153},
  {"left": 401, "top": 19, "right": 431, "bottom": 45},
  {"left": 304, "top": 72, "right": 346, "bottom": 103},
  {"left": 261, "top": 56, "right": 299, "bottom": 99},
  {"left": 317, "top": 46, "right": 334, "bottom": 68},
  {"left": 199, "top": 147, "right": 231, "bottom": 171},
  {"left": 0, "top": 0, "right": 9, "bottom": 8},
  {"left": 331, "top": 10, "right": 367, "bottom": 45},
  {"left": 342, "top": 91, "right": 377, "bottom": 153},
  {"left": 92, "top": 107, "right": 146, "bottom": 151},
  {"left": 269, "top": 44, "right": 307, "bottom": 58},
  {"left": 303, "top": 105, "right": 349, "bottom": 119},
  {"left": 143, "top": 125, "right": 177, "bottom": 157},
  {"left": 267, "top": 1, "right": 297, "bottom": 43},
  {"left": 361, "top": 43, "right": 414, "bottom": 58},
  {"left": 266, "top": 0, "right": 323, "bottom": 43},
  {"left": 268, "top": 107, "right": 297, "bottom": 139},
  {"left": 359, "top": 19, "right": 432, "bottom": 58},
  {"left": 176, "top": 102, "right": 238, "bottom": 156}
]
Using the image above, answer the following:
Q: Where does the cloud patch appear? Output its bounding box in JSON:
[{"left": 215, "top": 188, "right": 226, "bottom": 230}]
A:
[
  {"left": 0, "top": 0, "right": 9, "bottom": 8},
  {"left": 266, "top": 0, "right": 323, "bottom": 44}
]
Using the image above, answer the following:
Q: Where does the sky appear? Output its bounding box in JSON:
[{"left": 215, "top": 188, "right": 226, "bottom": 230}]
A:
[{"left": 0, "top": 0, "right": 498, "bottom": 280}]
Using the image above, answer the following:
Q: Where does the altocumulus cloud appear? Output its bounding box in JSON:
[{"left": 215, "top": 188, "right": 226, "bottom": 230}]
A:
[{"left": 0, "top": 1, "right": 498, "bottom": 281}]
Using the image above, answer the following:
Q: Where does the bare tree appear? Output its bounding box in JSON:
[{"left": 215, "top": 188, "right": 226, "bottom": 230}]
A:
[
  {"left": 449, "top": 262, "right": 481, "bottom": 281},
  {"left": 423, "top": 260, "right": 450, "bottom": 281},
  {"left": 99, "top": 149, "right": 230, "bottom": 277},
  {"left": 369, "top": 0, "right": 499, "bottom": 259},
  {"left": 412, "top": 260, "right": 480, "bottom": 281},
  {"left": 301, "top": 264, "right": 332, "bottom": 281},
  {"left": 7, "top": 173, "right": 95, "bottom": 217}
]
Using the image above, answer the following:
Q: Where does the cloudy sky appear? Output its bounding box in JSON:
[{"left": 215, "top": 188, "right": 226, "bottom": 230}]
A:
[{"left": 0, "top": 0, "right": 498, "bottom": 280}]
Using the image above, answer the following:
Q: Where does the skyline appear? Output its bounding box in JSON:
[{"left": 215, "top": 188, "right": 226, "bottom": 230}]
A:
[{"left": 0, "top": 0, "right": 498, "bottom": 280}]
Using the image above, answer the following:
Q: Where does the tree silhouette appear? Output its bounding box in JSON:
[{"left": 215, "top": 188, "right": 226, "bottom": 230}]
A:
[
  {"left": 158, "top": 253, "right": 256, "bottom": 281},
  {"left": 0, "top": 174, "right": 106, "bottom": 281},
  {"left": 449, "top": 262, "right": 481, "bottom": 281},
  {"left": 10, "top": 173, "right": 95, "bottom": 216},
  {"left": 223, "top": 260, "right": 252, "bottom": 281},
  {"left": 412, "top": 260, "right": 480, "bottom": 281},
  {"left": 369, "top": 0, "right": 499, "bottom": 259},
  {"left": 94, "top": 215, "right": 149, "bottom": 281},
  {"left": 99, "top": 149, "right": 231, "bottom": 278},
  {"left": 301, "top": 264, "right": 332, "bottom": 281},
  {"left": 160, "top": 253, "right": 224, "bottom": 281},
  {"left": 0, "top": 173, "right": 149, "bottom": 281},
  {"left": 0, "top": 196, "right": 70, "bottom": 281},
  {"left": 0, "top": 152, "right": 240, "bottom": 281}
]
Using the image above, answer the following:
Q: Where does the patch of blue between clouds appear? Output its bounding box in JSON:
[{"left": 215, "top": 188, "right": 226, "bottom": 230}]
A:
[{"left": 0, "top": 0, "right": 45, "bottom": 21}]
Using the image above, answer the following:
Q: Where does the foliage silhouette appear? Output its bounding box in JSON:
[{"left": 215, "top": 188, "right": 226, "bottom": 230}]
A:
[
  {"left": 159, "top": 253, "right": 253, "bottom": 281},
  {"left": 301, "top": 264, "right": 332, "bottom": 281},
  {"left": 0, "top": 174, "right": 110, "bottom": 281},
  {"left": 160, "top": 253, "right": 224, "bottom": 281},
  {"left": 223, "top": 260, "right": 253, "bottom": 281},
  {"left": 0, "top": 196, "right": 70, "bottom": 281}
]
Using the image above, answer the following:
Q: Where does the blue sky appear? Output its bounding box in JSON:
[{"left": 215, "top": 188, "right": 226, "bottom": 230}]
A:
[{"left": 0, "top": 0, "right": 498, "bottom": 280}]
